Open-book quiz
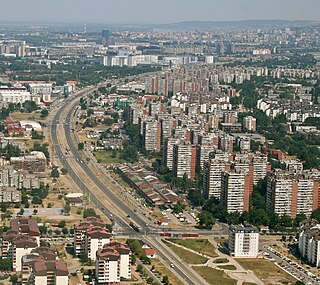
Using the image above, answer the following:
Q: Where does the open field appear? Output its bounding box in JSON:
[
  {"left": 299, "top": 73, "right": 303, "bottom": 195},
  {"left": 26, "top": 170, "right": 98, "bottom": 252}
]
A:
[
  {"left": 193, "top": 266, "right": 237, "bottom": 285},
  {"left": 236, "top": 259, "right": 297, "bottom": 285},
  {"left": 10, "top": 111, "right": 42, "bottom": 121},
  {"left": 93, "top": 151, "right": 125, "bottom": 164},
  {"left": 166, "top": 239, "right": 218, "bottom": 258},
  {"left": 148, "top": 259, "right": 184, "bottom": 285},
  {"left": 163, "top": 241, "right": 208, "bottom": 264}
]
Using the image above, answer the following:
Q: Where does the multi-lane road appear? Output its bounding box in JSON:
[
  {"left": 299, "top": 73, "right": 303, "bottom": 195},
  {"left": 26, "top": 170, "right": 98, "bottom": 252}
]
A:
[{"left": 50, "top": 88, "right": 210, "bottom": 285}]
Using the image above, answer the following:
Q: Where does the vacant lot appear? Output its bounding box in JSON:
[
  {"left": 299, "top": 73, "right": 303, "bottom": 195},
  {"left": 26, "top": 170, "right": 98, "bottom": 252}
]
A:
[
  {"left": 164, "top": 241, "right": 208, "bottom": 264},
  {"left": 236, "top": 259, "right": 297, "bottom": 285},
  {"left": 94, "top": 151, "right": 124, "bottom": 164},
  {"left": 193, "top": 266, "right": 237, "bottom": 285},
  {"left": 166, "top": 239, "right": 218, "bottom": 258}
]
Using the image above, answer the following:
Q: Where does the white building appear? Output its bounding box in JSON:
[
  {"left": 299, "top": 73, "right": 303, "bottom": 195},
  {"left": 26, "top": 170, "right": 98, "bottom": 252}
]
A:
[
  {"left": 0, "top": 86, "right": 31, "bottom": 105},
  {"left": 299, "top": 219, "right": 320, "bottom": 267},
  {"left": 96, "top": 242, "right": 131, "bottom": 284},
  {"left": 229, "top": 223, "right": 259, "bottom": 258},
  {"left": 86, "top": 227, "right": 112, "bottom": 261}
]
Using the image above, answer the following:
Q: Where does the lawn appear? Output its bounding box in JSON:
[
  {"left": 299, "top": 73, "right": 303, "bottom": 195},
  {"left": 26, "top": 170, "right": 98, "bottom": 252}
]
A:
[
  {"left": 217, "top": 265, "right": 237, "bottom": 270},
  {"left": 93, "top": 150, "right": 124, "bottom": 164},
  {"left": 163, "top": 241, "right": 208, "bottom": 264},
  {"left": 236, "top": 259, "right": 297, "bottom": 285},
  {"left": 148, "top": 259, "right": 184, "bottom": 285},
  {"left": 193, "top": 266, "right": 237, "bottom": 285},
  {"left": 166, "top": 239, "right": 218, "bottom": 258},
  {"left": 213, "top": 258, "right": 229, "bottom": 264}
]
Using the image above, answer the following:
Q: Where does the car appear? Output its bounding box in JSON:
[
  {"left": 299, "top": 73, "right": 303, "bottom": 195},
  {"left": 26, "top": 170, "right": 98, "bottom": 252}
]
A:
[{"left": 170, "top": 263, "right": 175, "bottom": 268}]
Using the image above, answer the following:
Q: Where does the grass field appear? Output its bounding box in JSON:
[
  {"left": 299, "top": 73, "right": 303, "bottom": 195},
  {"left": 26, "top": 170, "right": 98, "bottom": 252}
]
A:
[
  {"left": 243, "top": 283, "right": 257, "bottom": 285},
  {"left": 213, "top": 258, "right": 229, "bottom": 263},
  {"left": 217, "top": 265, "right": 237, "bottom": 270},
  {"left": 148, "top": 259, "right": 184, "bottom": 285},
  {"left": 10, "top": 111, "right": 42, "bottom": 121},
  {"left": 236, "top": 259, "right": 297, "bottom": 285},
  {"left": 193, "top": 266, "right": 237, "bottom": 285},
  {"left": 163, "top": 241, "right": 208, "bottom": 264},
  {"left": 93, "top": 150, "right": 124, "bottom": 164},
  {"left": 166, "top": 239, "right": 218, "bottom": 258}
]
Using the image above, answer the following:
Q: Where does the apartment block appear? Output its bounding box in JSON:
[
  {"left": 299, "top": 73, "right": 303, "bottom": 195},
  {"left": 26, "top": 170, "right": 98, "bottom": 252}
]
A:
[
  {"left": 266, "top": 170, "right": 320, "bottom": 218},
  {"left": 0, "top": 218, "right": 40, "bottom": 272},
  {"left": 141, "top": 119, "right": 161, "bottom": 152},
  {"left": 203, "top": 159, "right": 229, "bottom": 199},
  {"left": 96, "top": 241, "right": 131, "bottom": 284},
  {"left": 229, "top": 223, "right": 259, "bottom": 258},
  {"left": 173, "top": 141, "right": 197, "bottom": 180},
  {"left": 22, "top": 247, "right": 68, "bottom": 285},
  {"left": 221, "top": 170, "right": 251, "bottom": 213},
  {"left": 10, "top": 151, "right": 47, "bottom": 173},
  {"left": 74, "top": 217, "right": 111, "bottom": 261},
  {"left": 243, "top": 116, "right": 257, "bottom": 132},
  {"left": 299, "top": 219, "right": 320, "bottom": 267},
  {"left": 163, "top": 138, "right": 180, "bottom": 170}
]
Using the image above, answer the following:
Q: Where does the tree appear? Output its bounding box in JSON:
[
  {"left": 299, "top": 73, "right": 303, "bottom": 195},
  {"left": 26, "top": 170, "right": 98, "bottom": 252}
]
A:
[
  {"left": 0, "top": 258, "right": 12, "bottom": 271},
  {"left": 62, "top": 227, "right": 69, "bottom": 235},
  {"left": 58, "top": 221, "right": 66, "bottom": 228},
  {"left": 22, "top": 100, "right": 38, "bottom": 113},
  {"left": 79, "top": 253, "right": 88, "bottom": 264},
  {"left": 198, "top": 211, "right": 216, "bottom": 229},
  {"left": 146, "top": 277, "right": 154, "bottom": 284},
  {"left": 64, "top": 203, "right": 71, "bottom": 214},
  {"left": 162, "top": 276, "right": 169, "bottom": 285},
  {"left": 51, "top": 167, "right": 60, "bottom": 178},
  {"left": 10, "top": 274, "right": 18, "bottom": 284},
  {"left": 40, "top": 108, "right": 49, "bottom": 118},
  {"left": 78, "top": 142, "right": 85, "bottom": 150},
  {"left": 83, "top": 208, "right": 97, "bottom": 218}
]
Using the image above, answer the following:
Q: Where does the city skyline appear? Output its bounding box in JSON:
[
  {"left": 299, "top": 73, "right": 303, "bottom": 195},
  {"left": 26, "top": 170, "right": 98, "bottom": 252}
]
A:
[{"left": 0, "top": 0, "right": 319, "bottom": 24}]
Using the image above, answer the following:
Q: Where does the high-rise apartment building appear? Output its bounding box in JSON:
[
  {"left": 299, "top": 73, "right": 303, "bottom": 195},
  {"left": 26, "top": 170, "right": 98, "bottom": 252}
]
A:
[
  {"left": 266, "top": 170, "right": 320, "bottom": 218},
  {"left": 229, "top": 223, "right": 259, "bottom": 258},
  {"left": 221, "top": 170, "right": 251, "bottom": 213},
  {"left": 203, "top": 159, "right": 229, "bottom": 199},
  {"left": 243, "top": 116, "right": 257, "bottom": 132},
  {"left": 173, "top": 141, "right": 196, "bottom": 179}
]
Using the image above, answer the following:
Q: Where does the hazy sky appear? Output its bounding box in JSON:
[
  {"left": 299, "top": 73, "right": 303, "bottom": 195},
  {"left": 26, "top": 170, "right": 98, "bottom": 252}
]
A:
[{"left": 1, "top": 0, "right": 320, "bottom": 24}]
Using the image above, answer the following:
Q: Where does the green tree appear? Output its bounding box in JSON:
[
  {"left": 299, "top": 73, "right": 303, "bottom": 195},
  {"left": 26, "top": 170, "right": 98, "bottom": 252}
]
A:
[
  {"left": 78, "top": 142, "right": 84, "bottom": 150},
  {"left": 198, "top": 211, "right": 216, "bottom": 229},
  {"left": 58, "top": 221, "right": 66, "bottom": 228},
  {"left": 51, "top": 167, "right": 60, "bottom": 178},
  {"left": 40, "top": 108, "right": 49, "bottom": 117},
  {"left": 83, "top": 208, "right": 97, "bottom": 218},
  {"left": 64, "top": 203, "right": 71, "bottom": 214},
  {"left": 162, "top": 276, "right": 169, "bottom": 285},
  {"left": 0, "top": 258, "right": 12, "bottom": 271},
  {"left": 10, "top": 274, "right": 18, "bottom": 285}
]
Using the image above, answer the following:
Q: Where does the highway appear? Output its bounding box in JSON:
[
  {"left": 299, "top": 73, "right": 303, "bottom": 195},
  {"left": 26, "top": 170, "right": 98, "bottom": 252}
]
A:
[{"left": 50, "top": 89, "right": 209, "bottom": 285}]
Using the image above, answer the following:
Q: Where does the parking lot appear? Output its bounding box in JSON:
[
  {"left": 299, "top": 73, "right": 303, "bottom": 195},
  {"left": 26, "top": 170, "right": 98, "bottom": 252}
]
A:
[{"left": 264, "top": 245, "right": 319, "bottom": 285}]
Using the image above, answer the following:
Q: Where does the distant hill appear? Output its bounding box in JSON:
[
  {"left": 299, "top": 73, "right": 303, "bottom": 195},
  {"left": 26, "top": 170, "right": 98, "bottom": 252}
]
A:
[{"left": 154, "top": 20, "right": 319, "bottom": 31}]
